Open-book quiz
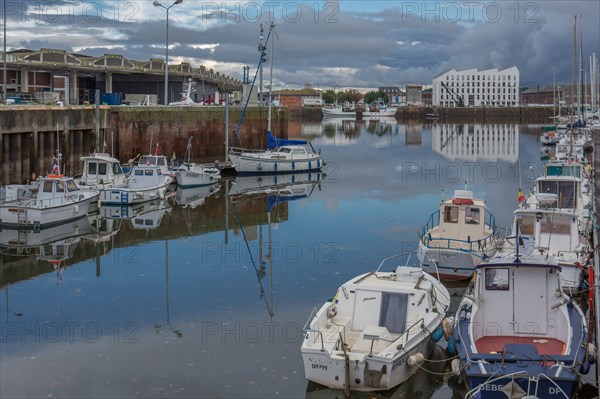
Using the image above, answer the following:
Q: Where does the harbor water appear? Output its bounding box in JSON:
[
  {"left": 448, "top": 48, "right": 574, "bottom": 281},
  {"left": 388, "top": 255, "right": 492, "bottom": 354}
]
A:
[{"left": 1, "top": 119, "right": 588, "bottom": 398}]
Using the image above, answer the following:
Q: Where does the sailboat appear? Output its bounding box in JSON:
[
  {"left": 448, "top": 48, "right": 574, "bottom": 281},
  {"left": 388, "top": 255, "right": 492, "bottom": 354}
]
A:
[{"left": 228, "top": 21, "right": 325, "bottom": 175}]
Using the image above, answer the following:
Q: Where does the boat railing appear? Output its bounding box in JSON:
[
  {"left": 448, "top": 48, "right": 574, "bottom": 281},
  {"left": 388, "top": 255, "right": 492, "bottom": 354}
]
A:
[
  {"left": 392, "top": 317, "right": 426, "bottom": 353},
  {"left": 420, "top": 209, "right": 498, "bottom": 255},
  {"left": 374, "top": 251, "right": 424, "bottom": 273},
  {"left": 302, "top": 307, "right": 326, "bottom": 351}
]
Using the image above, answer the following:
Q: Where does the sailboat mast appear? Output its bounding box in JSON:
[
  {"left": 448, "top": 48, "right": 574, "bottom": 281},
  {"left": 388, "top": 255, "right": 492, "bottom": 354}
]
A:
[
  {"left": 553, "top": 65, "right": 556, "bottom": 117},
  {"left": 571, "top": 15, "right": 576, "bottom": 125},
  {"left": 579, "top": 14, "right": 584, "bottom": 121},
  {"left": 267, "top": 20, "right": 275, "bottom": 134}
]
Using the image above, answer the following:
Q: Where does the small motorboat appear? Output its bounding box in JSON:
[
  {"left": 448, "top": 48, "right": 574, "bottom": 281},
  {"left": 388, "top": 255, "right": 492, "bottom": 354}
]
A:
[
  {"left": 173, "top": 137, "right": 220, "bottom": 187},
  {"left": 0, "top": 159, "right": 99, "bottom": 230},
  {"left": 417, "top": 190, "right": 500, "bottom": 280},
  {"left": 98, "top": 164, "right": 173, "bottom": 205},
  {"left": 301, "top": 253, "right": 450, "bottom": 392},
  {"left": 76, "top": 152, "right": 127, "bottom": 190},
  {"left": 452, "top": 255, "right": 591, "bottom": 399}
]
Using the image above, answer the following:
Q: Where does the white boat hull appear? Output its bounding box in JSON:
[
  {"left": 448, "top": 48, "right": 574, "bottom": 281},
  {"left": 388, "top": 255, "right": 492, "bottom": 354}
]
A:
[
  {"left": 302, "top": 333, "right": 434, "bottom": 391},
  {"left": 363, "top": 108, "right": 397, "bottom": 117},
  {"left": 99, "top": 185, "right": 168, "bottom": 205},
  {"left": 0, "top": 193, "right": 99, "bottom": 229},
  {"left": 228, "top": 153, "right": 323, "bottom": 175},
  {"left": 322, "top": 108, "right": 356, "bottom": 118},
  {"left": 174, "top": 169, "right": 220, "bottom": 188}
]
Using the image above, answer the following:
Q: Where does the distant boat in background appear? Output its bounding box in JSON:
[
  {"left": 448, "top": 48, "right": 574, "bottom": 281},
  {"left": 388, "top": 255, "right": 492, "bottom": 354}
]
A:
[
  {"left": 363, "top": 100, "right": 397, "bottom": 117},
  {"left": 322, "top": 102, "right": 357, "bottom": 118}
]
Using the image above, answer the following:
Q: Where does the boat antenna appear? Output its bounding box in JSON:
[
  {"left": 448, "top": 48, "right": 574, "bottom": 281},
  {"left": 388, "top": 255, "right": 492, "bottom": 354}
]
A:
[{"left": 149, "top": 131, "right": 154, "bottom": 156}]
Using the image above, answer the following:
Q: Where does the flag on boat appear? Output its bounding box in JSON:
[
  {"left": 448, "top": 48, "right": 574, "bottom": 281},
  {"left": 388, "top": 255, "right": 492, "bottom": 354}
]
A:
[{"left": 517, "top": 188, "right": 525, "bottom": 203}]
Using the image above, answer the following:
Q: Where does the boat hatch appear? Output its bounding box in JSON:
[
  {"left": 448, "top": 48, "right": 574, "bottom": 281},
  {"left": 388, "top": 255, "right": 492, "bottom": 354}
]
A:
[{"left": 352, "top": 290, "right": 408, "bottom": 334}]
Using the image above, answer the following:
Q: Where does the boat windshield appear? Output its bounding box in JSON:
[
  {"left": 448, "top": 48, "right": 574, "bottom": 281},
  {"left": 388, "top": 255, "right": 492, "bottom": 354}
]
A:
[
  {"left": 113, "top": 163, "right": 124, "bottom": 175},
  {"left": 275, "top": 147, "right": 292, "bottom": 153},
  {"left": 539, "top": 180, "right": 577, "bottom": 208},
  {"left": 67, "top": 180, "right": 78, "bottom": 192},
  {"left": 540, "top": 214, "right": 571, "bottom": 234}
]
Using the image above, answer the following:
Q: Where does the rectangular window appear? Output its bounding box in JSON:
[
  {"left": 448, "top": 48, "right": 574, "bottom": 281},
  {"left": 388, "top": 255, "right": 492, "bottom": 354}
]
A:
[
  {"left": 67, "top": 180, "right": 78, "bottom": 192},
  {"left": 465, "top": 207, "right": 481, "bottom": 224},
  {"left": 518, "top": 215, "right": 535, "bottom": 235},
  {"left": 378, "top": 293, "right": 408, "bottom": 334},
  {"left": 145, "top": 170, "right": 153, "bottom": 176},
  {"left": 485, "top": 268, "right": 510, "bottom": 290},
  {"left": 88, "top": 162, "right": 97, "bottom": 175},
  {"left": 134, "top": 170, "right": 143, "bottom": 176},
  {"left": 43, "top": 180, "right": 53, "bottom": 193},
  {"left": 98, "top": 163, "right": 107, "bottom": 175},
  {"left": 443, "top": 206, "right": 459, "bottom": 223}
]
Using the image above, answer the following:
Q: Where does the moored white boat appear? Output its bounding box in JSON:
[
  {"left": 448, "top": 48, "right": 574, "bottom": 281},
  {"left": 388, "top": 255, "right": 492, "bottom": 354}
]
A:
[
  {"left": 98, "top": 165, "right": 173, "bottom": 205},
  {"left": 0, "top": 174, "right": 99, "bottom": 230},
  {"left": 363, "top": 100, "right": 397, "bottom": 117},
  {"left": 417, "top": 190, "right": 500, "bottom": 280},
  {"left": 322, "top": 103, "right": 357, "bottom": 118},
  {"left": 301, "top": 253, "right": 450, "bottom": 392},
  {"left": 173, "top": 137, "right": 221, "bottom": 187},
  {"left": 76, "top": 152, "right": 127, "bottom": 190},
  {"left": 452, "top": 256, "right": 590, "bottom": 399}
]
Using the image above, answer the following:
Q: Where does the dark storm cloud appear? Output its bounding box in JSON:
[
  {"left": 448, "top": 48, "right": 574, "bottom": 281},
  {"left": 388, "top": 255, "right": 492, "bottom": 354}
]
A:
[{"left": 3, "top": 1, "right": 599, "bottom": 87}]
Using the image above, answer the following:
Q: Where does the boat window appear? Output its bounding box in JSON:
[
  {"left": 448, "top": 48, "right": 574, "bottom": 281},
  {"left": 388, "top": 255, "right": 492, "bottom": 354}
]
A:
[
  {"left": 134, "top": 170, "right": 143, "bottom": 176},
  {"left": 157, "top": 157, "right": 165, "bottom": 166},
  {"left": 145, "top": 220, "right": 153, "bottom": 226},
  {"left": 113, "top": 163, "right": 123, "bottom": 175},
  {"left": 279, "top": 148, "right": 292, "bottom": 153},
  {"left": 518, "top": 215, "right": 535, "bottom": 235},
  {"left": 66, "top": 180, "right": 78, "bottom": 192},
  {"left": 56, "top": 180, "right": 65, "bottom": 192},
  {"left": 485, "top": 268, "right": 509, "bottom": 291},
  {"left": 145, "top": 170, "right": 154, "bottom": 176},
  {"left": 378, "top": 293, "right": 408, "bottom": 334},
  {"left": 539, "top": 181, "right": 577, "bottom": 208},
  {"left": 43, "top": 180, "right": 54, "bottom": 193},
  {"left": 443, "top": 206, "right": 459, "bottom": 223},
  {"left": 134, "top": 219, "right": 143, "bottom": 225},
  {"left": 98, "top": 163, "right": 107, "bottom": 175},
  {"left": 292, "top": 149, "right": 305, "bottom": 155},
  {"left": 88, "top": 162, "right": 97, "bottom": 175},
  {"left": 540, "top": 215, "right": 571, "bottom": 234},
  {"left": 464, "top": 207, "right": 480, "bottom": 224}
]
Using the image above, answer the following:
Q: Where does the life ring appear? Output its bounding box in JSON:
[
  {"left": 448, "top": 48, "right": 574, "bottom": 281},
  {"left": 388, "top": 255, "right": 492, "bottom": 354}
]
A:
[{"left": 48, "top": 174, "right": 64, "bottom": 179}]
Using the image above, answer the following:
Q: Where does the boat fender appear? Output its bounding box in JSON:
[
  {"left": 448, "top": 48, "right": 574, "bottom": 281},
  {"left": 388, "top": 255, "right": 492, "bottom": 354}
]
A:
[
  {"left": 581, "top": 359, "right": 591, "bottom": 375},
  {"left": 446, "top": 336, "right": 457, "bottom": 355},
  {"left": 587, "top": 343, "right": 597, "bottom": 364},
  {"left": 159, "top": 189, "right": 165, "bottom": 200},
  {"left": 431, "top": 326, "right": 444, "bottom": 342},
  {"left": 407, "top": 353, "right": 425, "bottom": 367},
  {"left": 442, "top": 317, "right": 454, "bottom": 339},
  {"left": 257, "top": 163, "right": 263, "bottom": 171},
  {"left": 451, "top": 358, "right": 461, "bottom": 376},
  {"left": 75, "top": 204, "right": 79, "bottom": 214}
]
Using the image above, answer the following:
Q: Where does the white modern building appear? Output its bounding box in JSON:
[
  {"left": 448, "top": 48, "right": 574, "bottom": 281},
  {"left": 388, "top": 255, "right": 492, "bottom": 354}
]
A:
[{"left": 432, "top": 67, "right": 519, "bottom": 107}]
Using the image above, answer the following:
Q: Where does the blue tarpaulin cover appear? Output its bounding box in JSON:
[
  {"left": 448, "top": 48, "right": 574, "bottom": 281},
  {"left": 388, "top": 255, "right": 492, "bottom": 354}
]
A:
[{"left": 267, "top": 131, "right": 307, "bottom": 150}]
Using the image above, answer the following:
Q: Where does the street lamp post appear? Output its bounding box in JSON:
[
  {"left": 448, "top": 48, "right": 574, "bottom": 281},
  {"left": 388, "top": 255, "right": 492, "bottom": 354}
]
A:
[
  {"left": 3, "top": 0, "right": 7, "bottom": 104},
  {"left": 153, "top": 0, "right": 183, "bottom": 105}
]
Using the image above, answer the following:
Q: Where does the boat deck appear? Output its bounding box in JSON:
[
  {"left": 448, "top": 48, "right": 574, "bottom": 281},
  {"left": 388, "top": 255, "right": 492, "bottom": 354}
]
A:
[{"left": 475, "top": 336, "right": 566, "bottom": 355}]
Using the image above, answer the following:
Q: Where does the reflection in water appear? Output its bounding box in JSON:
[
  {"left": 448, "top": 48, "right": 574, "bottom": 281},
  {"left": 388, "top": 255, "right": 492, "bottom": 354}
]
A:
[
  {"left": 228, "top": 173, "right": 323, "bottom": 318},
  {"left": 100, "top": 199, "right": 172, "bottom": 231},
  {"left": 321, "top": 117, "right": 360, "bottom": 145},
  {"left": 432, "top": 124, "right": 519, "bottom": 162}
]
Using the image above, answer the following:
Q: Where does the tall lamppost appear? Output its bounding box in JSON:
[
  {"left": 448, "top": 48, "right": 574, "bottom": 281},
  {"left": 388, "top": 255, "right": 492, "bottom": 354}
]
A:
[
  {"left": 3, "top": 0, "right": 7, "bottom": 104},
  {"left": 153, "top": 0, "right": 183, "bottom": 105}
]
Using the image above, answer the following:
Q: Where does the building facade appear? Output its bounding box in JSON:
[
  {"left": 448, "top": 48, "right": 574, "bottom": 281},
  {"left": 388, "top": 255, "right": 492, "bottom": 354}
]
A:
[
  {"left": 432, "top": 67, "right": 519, "bottom": 107},
  {"left": 379, "top": 86, "right": 401, "bottom": 104}
]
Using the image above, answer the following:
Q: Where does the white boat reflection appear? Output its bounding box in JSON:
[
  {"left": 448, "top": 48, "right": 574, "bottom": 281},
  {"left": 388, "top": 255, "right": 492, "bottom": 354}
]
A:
[
  {"left": 432, "top": 124, "right": 519, "bottom": 162},
  {"left": 228, "top": 172, "right": 324, "bottom": 198},
  {"left": 100, "top": 199, "right": 172, "bottom": 231},
  {"left": 175, "top": 182, "right": 221, "bottom": 209},
  {"left": 0, "top": 216, "right": 96, "bottom": 255}
]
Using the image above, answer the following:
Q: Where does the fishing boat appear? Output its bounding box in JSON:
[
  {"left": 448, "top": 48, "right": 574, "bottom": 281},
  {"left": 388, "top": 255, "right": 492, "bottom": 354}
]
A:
[
  {"left": 524, "top": 163, "right": 592, "bottom": 235},
  {"left": 301, "top": 253, "right": 450, "bottom": 392},
  {"left": 139, "top": 142, "right": 173, "bottom": 176},
  {"left": 452, "top": 255, "right": 591, "bottom": 399},
  {"left": 363, "top": 100, "right": 397, "bottom": 117},
  {"left": 228, "top": 21, "right": 324, "bottom": 175},
  {"left": 173, "top": 137, "right": 220, "bottom": 187},
  {"left": 497, "top": 206, "right": 590, "bottom": 291},
  {"left": 322, "top": 103, "right": 357, "bottom": 118},
  {"left": 417, "top": 190, "right": 500, "bottom": 280},
  {"left": 98, "top": 164, "right": 173, "bottom": 205},
  {"left": 76, "top": 152, "right": 127, "bottom": 190},
  {"left": 0, "top": 157, "right": 99, "bottom": 230}
]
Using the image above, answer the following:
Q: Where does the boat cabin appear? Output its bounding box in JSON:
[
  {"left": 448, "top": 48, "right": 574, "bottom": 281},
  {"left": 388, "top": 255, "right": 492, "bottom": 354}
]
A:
[
  {"left": 38, "top": 177, "right": 80, "bottom": 201},
  {"left": 271, "top": 146, "right": 309, "bottom": 158},
  {"left": 469, "top": 260, "right": 571, "bottom": 355},
  {"left": 429, "top": 190, "right": 491, "bottom": 245},
  {"left": 534, "top": 175, "right": 582, "bottom": 210},
  {"left": 127, "top": 165, "right": 168, "bottom": 188},
  {"left": 80, "top": 153, "right": 124, "bottom": 187}
]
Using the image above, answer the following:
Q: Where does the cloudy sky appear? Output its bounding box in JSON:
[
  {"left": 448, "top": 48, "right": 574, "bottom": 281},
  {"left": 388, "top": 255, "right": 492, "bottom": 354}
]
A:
[{"left": 3, "top": 1, "right": 599, "bottom": 89}]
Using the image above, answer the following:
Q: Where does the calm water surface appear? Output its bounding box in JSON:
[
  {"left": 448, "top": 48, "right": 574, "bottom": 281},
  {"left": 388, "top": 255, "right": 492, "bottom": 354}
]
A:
[{"left": 1, "top": 120, "right": 548, "bottom": 398}]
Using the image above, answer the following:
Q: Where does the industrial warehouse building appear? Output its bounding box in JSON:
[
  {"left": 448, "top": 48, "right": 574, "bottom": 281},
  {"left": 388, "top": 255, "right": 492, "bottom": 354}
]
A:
[
  {"left": 0, "top": 48, "right": 241, "bottom": 105},
  {"left": 432, "top": 67, "right": 520, "bottom": 107}
]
